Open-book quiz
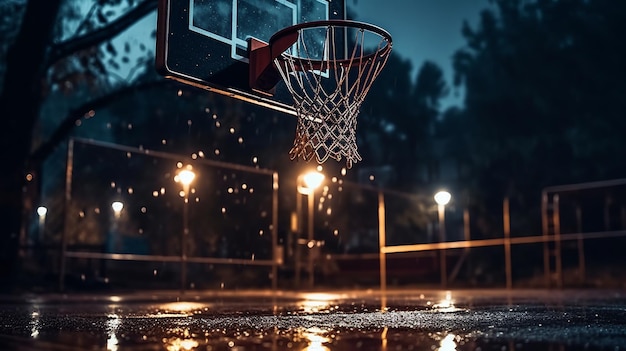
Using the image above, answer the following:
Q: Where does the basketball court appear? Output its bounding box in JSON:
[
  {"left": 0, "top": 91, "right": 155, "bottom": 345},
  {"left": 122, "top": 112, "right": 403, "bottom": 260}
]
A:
[{"left": 0, "top": 288, "right": 625, "bottom": 350}]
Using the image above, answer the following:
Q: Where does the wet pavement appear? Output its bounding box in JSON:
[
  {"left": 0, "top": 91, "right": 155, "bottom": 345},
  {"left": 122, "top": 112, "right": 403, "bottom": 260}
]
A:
[{"left": 0, "top": 288, "right": 625, "bottom": 350}]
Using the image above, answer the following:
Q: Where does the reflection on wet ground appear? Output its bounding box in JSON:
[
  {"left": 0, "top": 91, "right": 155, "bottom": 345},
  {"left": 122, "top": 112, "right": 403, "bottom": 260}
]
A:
[{"left": 0, "top": 289, "right": 625, "bottom": 350}]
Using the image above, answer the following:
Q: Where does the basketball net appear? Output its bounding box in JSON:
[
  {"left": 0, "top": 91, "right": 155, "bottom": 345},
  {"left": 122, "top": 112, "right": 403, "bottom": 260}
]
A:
[{"left": 273, "top": 23, "right": 392, "bottom": 168}]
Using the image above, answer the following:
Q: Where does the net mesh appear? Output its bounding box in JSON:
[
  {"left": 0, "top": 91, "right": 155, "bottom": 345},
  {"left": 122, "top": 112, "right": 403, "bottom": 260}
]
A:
[{"left": 273, "top": 23, "right": 392, "bottom": 168}]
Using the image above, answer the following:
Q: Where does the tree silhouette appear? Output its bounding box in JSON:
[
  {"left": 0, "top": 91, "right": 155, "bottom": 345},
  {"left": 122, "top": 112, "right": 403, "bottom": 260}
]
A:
[
  {"left": 449, "top": 0, "right": 626, "bottom": 234},
  {"left": 0, "top": 0, "right": 157, "bottom": 289},
  {"left": 359, "top": 53, "right": 448, "bottom": 189}
]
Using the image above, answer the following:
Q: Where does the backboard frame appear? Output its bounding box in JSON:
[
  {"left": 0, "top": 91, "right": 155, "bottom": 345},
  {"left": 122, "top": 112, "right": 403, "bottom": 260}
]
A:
[{"left": 155, "top": 0, "right": 346, "bottom": 115}]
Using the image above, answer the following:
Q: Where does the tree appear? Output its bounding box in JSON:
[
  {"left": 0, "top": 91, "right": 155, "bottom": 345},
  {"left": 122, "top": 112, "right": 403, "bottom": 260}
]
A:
[
  {"left": 359, "top": 53, "right": 448, "bottom": 189},
  {"left": 450, "top": 0, "right": 626, "bottom": 234},
  {"left": 0, "top": 0, "right": 157, "bottom": 290}
]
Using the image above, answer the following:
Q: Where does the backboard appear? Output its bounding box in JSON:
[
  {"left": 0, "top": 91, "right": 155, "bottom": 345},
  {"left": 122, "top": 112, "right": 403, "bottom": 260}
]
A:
[{"left": 156, "top": 0, "right": 346, "bottom": 115}]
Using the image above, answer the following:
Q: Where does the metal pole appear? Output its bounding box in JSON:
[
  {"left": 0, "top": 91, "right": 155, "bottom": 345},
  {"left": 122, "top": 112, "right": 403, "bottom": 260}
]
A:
[
  {"left": 59, "top": 138, "right": 74, "bottom": 292},
  {"left": 377, "top": 191, "right": 387, "bottom": 310},
  {"left": 575, "top": 204, "right": 586, "bottom": 284},
  {"left": 307, "top": 188, "right": 315, "bottom": 288},
  {"left": 295, "top": 191, "right": 302, "bottom": 289},
  {"left": 503, "top": 197, "right": 512, "bottom": 289},
  {"left": 271, "top": 172, "right": 279, "bottom": 291},
  {"left": 553, "top": 194, "right": 563, "bottom": 288},
  {"left": 541, "top": 191, "right": 550, "bottom": 287},
  {"left": 438, "top": 204, "right": 446, "bottom": 288},
  {"left": 181, "top": 190, "right": 189, "bottom": 293},
  {"left": 464, "top": 208, "right": 471, "bottom": 279}
]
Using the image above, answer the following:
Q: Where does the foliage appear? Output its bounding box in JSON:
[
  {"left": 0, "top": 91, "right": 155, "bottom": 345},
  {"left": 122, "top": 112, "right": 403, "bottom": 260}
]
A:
[
  {"left": 447, "top": 0, "right": 626, "bottom": 235},
  {"left": 359, "top": 53, "right": 448, "bottom": 189}
]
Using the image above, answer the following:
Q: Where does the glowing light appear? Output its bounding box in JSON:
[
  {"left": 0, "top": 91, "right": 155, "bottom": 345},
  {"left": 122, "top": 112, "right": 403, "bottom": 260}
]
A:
[
  {"left": 111, "top": 201, "right": 124, "bottom": 214},
  {"left": 176, "top": 168, "right": 196, "bottom": 187},
  {"left": 434, "top": 191, "right": 451, "bottom": 206},
  {"left": 298, "top": 170, "right": 325, "bottom": 195},
  {"left": 37, "top": 206, "right": 47, "bottom": 217}
]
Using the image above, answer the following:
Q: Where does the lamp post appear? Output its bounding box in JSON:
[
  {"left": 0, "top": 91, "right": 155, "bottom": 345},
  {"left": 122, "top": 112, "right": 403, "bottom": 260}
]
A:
[
  {"left": 36, "top": 206, "right": 47, "bottom": 244},
  {"left": 296, "top": 170, "right": 324, "bottom": 289},
  {"left": 111, "top": 201, "right": 123, "bottom": 218},
  {"left": 434, "top": 190, "right": 451, "bottom": 288},
  {"left": 175, "top": 166, "right": 196, "bottom": 293},
  {"left": 110, "top": 201, "right": 124, "bottom": 254}
]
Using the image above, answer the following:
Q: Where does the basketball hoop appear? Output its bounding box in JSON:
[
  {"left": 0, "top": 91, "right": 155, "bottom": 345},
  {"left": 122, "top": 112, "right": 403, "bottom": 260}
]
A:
[{"left": 249, "top": 20, "right": 392, "bottom": 168}]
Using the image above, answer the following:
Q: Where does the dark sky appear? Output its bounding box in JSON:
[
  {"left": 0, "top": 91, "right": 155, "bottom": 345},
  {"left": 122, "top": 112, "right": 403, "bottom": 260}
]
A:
[{"left": 349, "top": 0, "right": 490, "bottom": 109}]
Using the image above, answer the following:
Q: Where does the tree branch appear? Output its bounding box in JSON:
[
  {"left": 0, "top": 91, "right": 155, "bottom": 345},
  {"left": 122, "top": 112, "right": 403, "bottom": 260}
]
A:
[
  {"left": 29, "top": 79, "right": 181, "bottom": 164},
  {"left": 46, "top": 0, "right": 157, "bottom": 67}
]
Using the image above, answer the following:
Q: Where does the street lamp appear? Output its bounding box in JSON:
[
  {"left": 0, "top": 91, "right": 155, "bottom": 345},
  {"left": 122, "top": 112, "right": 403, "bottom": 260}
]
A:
[
  {"left": 296, "top": 170, "right": 325, "bottom": 289},
  {"left": 111, "top": 201, "right": 124, "bottom": 218},
  {"left": 37, "top": 206, "right": 48, "bottom": 249},
  {"left": 37, "top": 206, "right": 47, "bottom": 244},
  {"left": 109, "top": 201, "right": 124, "bottom": 254},
  {"left": 434, "top": 190, "right": 451, "bottom": 288},
  {"left": 175, "top": 165, "right": 195, "bottom": 293}
]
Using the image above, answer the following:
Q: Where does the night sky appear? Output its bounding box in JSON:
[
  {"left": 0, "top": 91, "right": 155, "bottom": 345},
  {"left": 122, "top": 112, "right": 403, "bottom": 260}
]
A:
[{"left": 350, "top": 0, "right": 490, "bottom": 110}]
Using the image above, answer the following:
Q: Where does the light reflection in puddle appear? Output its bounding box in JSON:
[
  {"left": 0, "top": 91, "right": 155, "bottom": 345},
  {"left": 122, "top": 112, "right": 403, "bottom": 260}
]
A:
[
  {"left": 29, "top": 310, "right": 40, "bottom": 339},
  {"left": 437, "top": 333, "right": 457, "bottom": 351},
  {"left": 298, "top": 293, "right": 339, "bottom": 313},
  {"left": 431, "top": 291, "right": 463, "bottom": 313},
  {"left": 106, "top": 314, "right": 121, "bottom": 351},
  {"left": 301, "top": 327, "right": 331, "bottom": 351},
  {"left": 145, "top": 302, "right": 208, "bottom": 317},
  {"left": 163, "top": 337, "right": 199, "bottom": 351}
]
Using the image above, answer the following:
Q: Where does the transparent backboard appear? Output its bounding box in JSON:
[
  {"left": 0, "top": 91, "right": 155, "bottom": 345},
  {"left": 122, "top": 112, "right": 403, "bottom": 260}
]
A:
[{"left": 156, "top": 0, "right": 345, "bottom": 115}]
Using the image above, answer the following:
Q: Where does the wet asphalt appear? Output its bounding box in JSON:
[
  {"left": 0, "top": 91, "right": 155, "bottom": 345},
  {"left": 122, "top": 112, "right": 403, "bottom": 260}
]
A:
[{"left": 0, "top": 289, "right": 624, "bottom": 350}]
